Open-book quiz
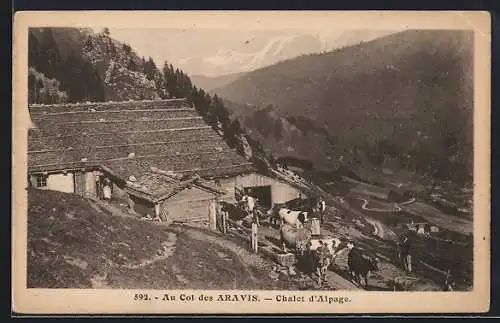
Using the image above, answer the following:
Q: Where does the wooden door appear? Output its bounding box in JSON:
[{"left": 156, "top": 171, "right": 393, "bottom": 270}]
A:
[{"left": 74, "top": 172, "right": 84, "bottom": 197}]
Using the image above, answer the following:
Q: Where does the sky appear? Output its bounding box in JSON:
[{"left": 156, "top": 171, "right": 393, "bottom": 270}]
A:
[{"left": 98, "top": 28, "right": 400, "bottom": 77}]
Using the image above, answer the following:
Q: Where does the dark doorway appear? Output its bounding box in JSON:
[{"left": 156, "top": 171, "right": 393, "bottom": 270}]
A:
[{"left": 245, "top": 185, "right": 272, "bottom": 208}]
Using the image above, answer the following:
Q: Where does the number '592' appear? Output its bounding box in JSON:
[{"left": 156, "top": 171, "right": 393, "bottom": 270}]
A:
[{"left": 134, "top": 293, "right": 151, "bottom": 300}]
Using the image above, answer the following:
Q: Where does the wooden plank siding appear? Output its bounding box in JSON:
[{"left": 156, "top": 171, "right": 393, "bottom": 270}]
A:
[
  {"left": 46, "top": 173, "right": 74, "bottom": 193},
  {"left": 160, "top": 186, "right": 217, "bottom": 223},
  {"left": 217, "top": 173, "right": 302, "bottom": 206},
  {"left": 83, "top": 171, "right": 97, "bottom": 199}
]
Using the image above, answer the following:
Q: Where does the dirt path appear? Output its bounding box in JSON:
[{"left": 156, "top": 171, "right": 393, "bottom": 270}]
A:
[
  {"left": 356, "top": 197, "right": 401, "bottom": 212},
  {"left": 119, "top": 232, "right": 177, "bottom": 270},
  {"left": 174, "top": 226, "right": 264, "bottom": 285},
  {"left": 364, "top": 217, "right": 398, "bottom": 241},
  {"left": 92, "top": 194, "right": 432, "bottom": 291},
  {"left": 399, "top": 197, "right": 417, "bottom": 206}
]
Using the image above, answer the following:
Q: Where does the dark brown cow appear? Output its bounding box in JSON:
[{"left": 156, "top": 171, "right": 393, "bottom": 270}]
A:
[{"left": 347, "top": 245, "right": 379, "bottom": 288}]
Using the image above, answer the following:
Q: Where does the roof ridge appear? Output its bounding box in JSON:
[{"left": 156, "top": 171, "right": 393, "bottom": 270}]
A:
[
  {"left": 30, "top": 126, "right": 213, "bottom": 139},
  {"left": 29, "top": 150, "right": 241, "bottom": 169},
  {"left": 175, "top": 163, "right": 254, "bottom": 173},
  {"left": 28, "top": 137, "right": 226, "bottom": 153},
  {"left": 31, "top": 108, "right": 197, "bottom": 117},
  {"left": 28, "top": 98, "right": 189, "bottom": 108},
  {"left": 52, "top": 116, "right": 202, "bottom": 125}
]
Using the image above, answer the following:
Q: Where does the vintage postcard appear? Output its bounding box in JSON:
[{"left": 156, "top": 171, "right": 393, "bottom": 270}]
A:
[{"left": 12, "top": 11, "right": 491, "bottom": 314}]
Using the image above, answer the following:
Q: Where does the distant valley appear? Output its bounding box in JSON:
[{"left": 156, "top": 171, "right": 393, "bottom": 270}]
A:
[
  {"left": 212, "top": 30, "right": 474, "bottom": 185},
  {"left": 190, "top": 72, "right": 246, "bottom": 93}
]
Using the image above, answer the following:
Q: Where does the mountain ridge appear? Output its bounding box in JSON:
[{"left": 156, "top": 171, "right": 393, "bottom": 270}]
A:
[
  {"left": 173, "top": 30, "right": 398, "bottom": 77},
  {"left": 214, "top": 30, "right": 474, "bottom": 184}
]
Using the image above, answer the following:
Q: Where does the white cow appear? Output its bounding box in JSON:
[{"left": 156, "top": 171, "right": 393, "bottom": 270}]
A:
[
  {"left": 308, "top": 238, "right": 340, "bottom": 252},
  {"left": 277, "top": 208, "right": 309, "bottom": 229},
  {"left": 307, "top": 237, "right": 350, "bottom": 267},
  {"left": 280, "top": 223, "right": 311, "bottom": 253}
]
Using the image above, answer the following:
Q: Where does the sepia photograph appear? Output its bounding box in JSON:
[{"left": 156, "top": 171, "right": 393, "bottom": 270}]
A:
[{"left": 12, "top": 11, "right": 490, "bottom": 314}]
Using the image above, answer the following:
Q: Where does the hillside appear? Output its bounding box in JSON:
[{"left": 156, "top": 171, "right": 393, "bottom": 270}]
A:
[
  {"left": 214, "top": 30, "right": 474, "bottom": 185},
  {"left": 28, "top": 27, "right": 161, "bottom": 103},
  {"left": 82, "top": 31, "right": 161, "bottom": 101},
  {"left": 27, "top": 189, "right": 308, "bottom": 289}
]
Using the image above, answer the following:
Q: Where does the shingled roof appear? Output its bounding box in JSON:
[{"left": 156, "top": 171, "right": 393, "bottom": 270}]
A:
[
  {"left": 125, "top": 167, "right": 227, "bottom": 203},
  {"left": 28, "top": 99, "right": 255, "bottom": 180}
]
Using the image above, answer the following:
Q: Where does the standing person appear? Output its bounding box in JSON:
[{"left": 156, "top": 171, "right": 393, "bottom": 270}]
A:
[
  {"left": 445, "top": 257, "right": 463, "bottom": 290},
  {"left": 102, "top": 178, "right": 112, "bottom": 201},
  {"left": 216, "top": 200, "right": 223, "bottom": 231},
  {"left": 399, "top": 235, "right": 412, "bottom": 273},
  {"left": 444, "top": 268, "right": 457, "bottom": 291},
  {"left": 315, "top": 241, "right": 332, "bottom": 284},
  {"left": 246, "top": 194, "right": 259, "bottom": 226},
  {"left": 216, "top": 200, "right": 228, "bottom": 233},
  {"left": 240, "top": 191, "right": 249, "bottom": 212},
  {"left": 318, "top": 197, "right": 327, "bottom": 223},
  {"left": 235, "top": 187, "right": 244, "bottom": 205},
  {"left": 247, "top": 194, "right": 255, "bottom": 213}
]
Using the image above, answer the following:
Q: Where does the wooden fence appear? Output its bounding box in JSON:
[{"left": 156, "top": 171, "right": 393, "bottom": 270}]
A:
[
  {"left": 215, "top": 210, "right": 297, "bottom": 268},
  {"left": 224, "top": 216, "right": 259, "bottom": 253}
]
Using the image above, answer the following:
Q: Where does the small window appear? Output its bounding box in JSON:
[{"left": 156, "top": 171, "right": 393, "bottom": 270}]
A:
[{"left": 35, "top": 174, "right": 48, "bottom": 188}]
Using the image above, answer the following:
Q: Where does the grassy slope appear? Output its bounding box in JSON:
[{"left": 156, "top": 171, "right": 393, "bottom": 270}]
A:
[
  {"left": 27, "top": 189, "right": 306, "bottom": 289},
  {"left": 28, "top": 188, "right": 168, "bottom": 288}
]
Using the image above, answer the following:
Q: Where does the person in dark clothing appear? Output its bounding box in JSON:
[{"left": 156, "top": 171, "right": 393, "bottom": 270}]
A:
[
  {"left": 398, "top": 236, "right": 412, "bottom": 273},
  {"left": 314, "top": 241, "right": 332, "bottom": 285},
  {"left": 444, "top": 257, "right": 464, "bottom": 290},
  {"left": 444, "top": 268, "right": 457, "bottom": 291}
]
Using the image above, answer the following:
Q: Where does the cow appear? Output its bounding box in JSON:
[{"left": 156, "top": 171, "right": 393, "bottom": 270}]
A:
[
  {"left": 220, "top": 202, "right": 248, "bottom": 222},
  {"left": 308, "top": 237, "right": 350, "bottom": 268},
  {"left": 275, "top": 207, "right": 309, "bottom": 229},
  {"left": 268, "top": 204, "right": 284, "bottom": 227},
  {"left": 280, "top": 223, "right": 311, "bottom": 253},
  {"left": 286, "top": 197, "right": 315, "bottom": 213},
  {"left": 346, "top": 243, "right": 379, "bottom": 288},
  {"left": 312, "top": 242, "right": 332, "bottom": 286}
]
